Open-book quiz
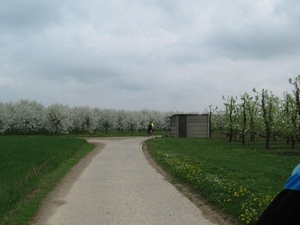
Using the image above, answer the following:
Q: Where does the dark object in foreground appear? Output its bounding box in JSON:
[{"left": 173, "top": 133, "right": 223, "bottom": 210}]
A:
[{"left": 256, "top": 164, "right": 300, "bottom": 225}]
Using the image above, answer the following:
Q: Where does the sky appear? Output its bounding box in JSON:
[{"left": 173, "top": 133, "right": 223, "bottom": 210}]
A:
[{"left": 1, "top": 0, "right": 299, "bottom": 112}]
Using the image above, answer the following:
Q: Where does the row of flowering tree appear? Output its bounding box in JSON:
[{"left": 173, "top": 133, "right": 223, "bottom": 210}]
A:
[
  {"left": 0, "top": 100, "right": 180, "bottom": 135},
  {"left": 208, "top": 75, "right": 300, "bottom": 149}
]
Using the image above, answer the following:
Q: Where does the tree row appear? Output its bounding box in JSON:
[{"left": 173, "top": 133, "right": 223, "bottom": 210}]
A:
[
  {"left": 0, "top": 100, "right": 181, "bottom": 135},
  {"left": 208, "top": 75, "right": 300, "bottom": 149}
]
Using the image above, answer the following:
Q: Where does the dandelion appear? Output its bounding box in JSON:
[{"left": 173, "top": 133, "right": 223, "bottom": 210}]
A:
[{"left": 153, "top": 148, "right": 276, "bottom": 225}]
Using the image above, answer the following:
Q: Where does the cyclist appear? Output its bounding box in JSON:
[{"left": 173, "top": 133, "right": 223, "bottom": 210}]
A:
[{"left": 147, "top": 122, "right": 154, "bottom": 137}]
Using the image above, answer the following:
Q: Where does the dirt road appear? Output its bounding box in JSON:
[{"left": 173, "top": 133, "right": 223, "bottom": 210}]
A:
[{"left": 30, "top": 137, "right": 224, "bottom": 225}]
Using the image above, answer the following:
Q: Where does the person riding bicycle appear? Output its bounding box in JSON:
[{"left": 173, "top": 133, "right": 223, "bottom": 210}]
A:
[{"left": 147, "top": 122, "right": 154, "bottom": 137}]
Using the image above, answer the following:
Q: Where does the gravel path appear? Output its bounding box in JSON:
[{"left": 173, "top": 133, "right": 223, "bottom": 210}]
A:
[{"left": 31, "top": 137, "right": 220, "bottom": 225}]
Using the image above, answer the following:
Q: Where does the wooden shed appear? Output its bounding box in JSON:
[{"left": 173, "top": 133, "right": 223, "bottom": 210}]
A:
[{"left": 169, "top": 114, "right": 210, "bottom": 138}]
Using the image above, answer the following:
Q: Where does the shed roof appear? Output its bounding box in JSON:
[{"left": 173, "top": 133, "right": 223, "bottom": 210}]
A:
[{"left": 169, "top": 113, "right": 208, "bottom": 118}]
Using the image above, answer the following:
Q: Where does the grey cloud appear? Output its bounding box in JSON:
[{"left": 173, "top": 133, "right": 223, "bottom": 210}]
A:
[
  {"left": 0, "top": 0, "right": 63, "bottom": 34},
  {"left": 1, "top": 0, "right": 300, "bottom": 112},
  {"left": 205, "top": 27, "right": 300, "bottom": 60},
  {"left": 203, "top": 1, "right": 300, "bottom": 60},
  {"left": 274, "top": 1, "right": 300, "bottom": 22},
  {"left": 1, "top": 33, "right": 122, "bottom": 83}
]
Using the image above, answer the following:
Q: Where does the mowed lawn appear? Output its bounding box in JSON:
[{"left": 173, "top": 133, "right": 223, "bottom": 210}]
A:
[
  {"left": 0, "top": 136, "right": 94, "bottom": 225},
  {"left": 146, "top": 137, "right": 300, "bottom": 225}
]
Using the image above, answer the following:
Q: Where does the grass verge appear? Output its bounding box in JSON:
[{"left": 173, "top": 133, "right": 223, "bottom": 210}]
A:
[
  {"left": 0, "top": 136, "right": 94, "bottom": 225},
  {"left": 145, "top": 137, "right": 300, "bottom": 225}
]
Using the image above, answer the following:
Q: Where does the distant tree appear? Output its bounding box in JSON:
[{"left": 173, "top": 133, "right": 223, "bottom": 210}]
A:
[
  {"left": 138, "top": 109, "right": 151, "bottom": 131},
  {"left": 160, "top": 112, "right": 171, "bottom": 131},
  {"left": 126, "top": 111, "right": 140, "bottom": 133},
  {"left": 239, "top": 94, "right": 249, "bottom": 145},
  {"left": 289, "top": 76, "right": 300, "bottom": 144},
  {"left": 289, "top": 75, "right": 300, "bottom": 118},
  {"left": 14, "top": 99, "right": 45, "bottom": 134},
  {"left": 115, "top": 110, "right": 128, "bottom": 132},
  {"left": 45, "top": 104, "right": 72, "bottom": 134},
  {"left": 72, "top": 106, "right": 96, "bottom": 133},
  {"left": 223, "top": 95, "right": 238, "bottom": 142},
  {"left": 0, "top": 102, "right": 10, "bottom": 133},
  {"left": 237, "top": 93, "right": 259, "bottom": 145},
  {"left": 253, "top": 89, "right": 279, "bottom": 149},
  {"left": 4, "top": 102, "right": 17, "bottom": 133},
  {"left": 96, "top": 109, "right": 116, "bottom": 133},
  {"left": 154, "top": 111, "right": 170, "bottom": 131},
  {"left": 205, "top": 105, "right": 218, "bottom": 138},
  {"left": 280, "top": 92, "right": 299, "bottom": 148}
]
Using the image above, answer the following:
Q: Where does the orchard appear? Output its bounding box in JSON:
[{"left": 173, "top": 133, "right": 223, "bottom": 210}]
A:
[
  {"left": 0, "top": 100, "right": 179, "bottom": 135},
  {"left": 208, "top": 75, "right": 300, "bottom": 149},
  {"left": 2, "top": 75, "right": 300, "bottom": 150}
]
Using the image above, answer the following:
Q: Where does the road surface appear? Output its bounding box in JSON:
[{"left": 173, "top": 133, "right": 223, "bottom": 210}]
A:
[{"left": 31, "top": 137, "right": 219, "bottom": 225}]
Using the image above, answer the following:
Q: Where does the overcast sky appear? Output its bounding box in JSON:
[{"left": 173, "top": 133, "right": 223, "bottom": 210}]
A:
[{"left": 1, "top": 0, "right": 299, "bottom": 112}]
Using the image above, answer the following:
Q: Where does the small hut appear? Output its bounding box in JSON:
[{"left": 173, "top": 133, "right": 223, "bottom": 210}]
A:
[{"left": 169, "top": 114, "right": 209, "bottom": 138}]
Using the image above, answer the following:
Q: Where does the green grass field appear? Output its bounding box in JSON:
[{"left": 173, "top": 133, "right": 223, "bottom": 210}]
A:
[
  {"left": 0, "top": 136, "right": 94, "bottom": 225},
  {"left": 1, "top": 134, "right": 299, "bottom": 225},
  {"left": 145, "top": 137, "right": 300, "bottom": 225}
]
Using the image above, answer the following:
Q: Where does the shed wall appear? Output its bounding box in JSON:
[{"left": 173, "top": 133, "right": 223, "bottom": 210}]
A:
[
  {"left": 186, "top": 115, "right": 209, "bottom": 138},
  {"left": 170, "top": 116, "right": 177, "bottom": 137},
  {"left": 169, "top": 114, "right": 209, "bottom": 138}
]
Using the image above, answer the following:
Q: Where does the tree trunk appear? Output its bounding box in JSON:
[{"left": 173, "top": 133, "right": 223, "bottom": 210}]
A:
[
  {"left": 265, "top": 127, "right": 271, "bottom": 150},
  {"left": 291, "top": 139, "right": 296, "bottom": 149},
  {"left": 265, "top": 138, "right": 270, "bottom": 150}
]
